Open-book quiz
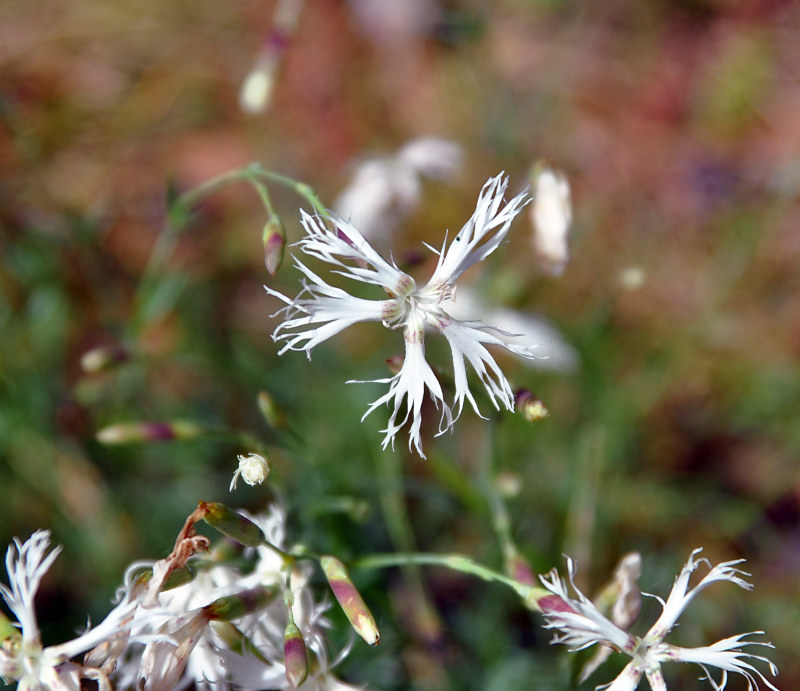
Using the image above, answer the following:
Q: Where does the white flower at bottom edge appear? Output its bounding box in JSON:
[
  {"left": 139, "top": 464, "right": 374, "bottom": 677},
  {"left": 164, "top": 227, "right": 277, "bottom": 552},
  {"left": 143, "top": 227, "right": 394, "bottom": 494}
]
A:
[
  {"left": 267, "top": 173, "right": 537, "bottom": 458},
  {"left": 0, "top": 531, "right": 144, "bottom": 691},
  {"left": 538, "top": 549, "right": 779, "bottom": 691}
]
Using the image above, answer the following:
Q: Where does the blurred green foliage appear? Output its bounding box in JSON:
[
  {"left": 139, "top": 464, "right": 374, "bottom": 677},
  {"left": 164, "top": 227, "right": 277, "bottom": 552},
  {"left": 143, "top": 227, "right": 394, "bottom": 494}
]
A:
[{"left": 2, "top": 0, "right": 799, "bottom": 688}]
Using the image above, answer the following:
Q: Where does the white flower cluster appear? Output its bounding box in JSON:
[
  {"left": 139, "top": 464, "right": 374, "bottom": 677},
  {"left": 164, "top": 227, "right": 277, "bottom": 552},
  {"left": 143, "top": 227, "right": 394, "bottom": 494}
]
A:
[
  {"left": 1, "top": 511, "right": 361, "bottom": 691},
  {"left": 539, "top": 549, "right": 779, "bottom": 691},
  {"left": 267, "top": 173, "right": 539, "bottom": 457}
]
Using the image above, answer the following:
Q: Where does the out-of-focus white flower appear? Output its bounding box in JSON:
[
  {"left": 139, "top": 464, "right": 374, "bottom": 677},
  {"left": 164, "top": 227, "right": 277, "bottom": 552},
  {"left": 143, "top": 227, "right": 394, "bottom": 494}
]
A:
[
  {"left": 333, "top": 137, "right": 462, "bottom": 242},
  {"left": 347, "top": 0, "right": 437, "bottom": 45},
  {"left": 267, "top": 174, "right": 535, "bottom": 458},
  {"left": 0, "top": 531, "right": 142, "bottom": 691},
  {"left": 239, "top": 56, "right": 278, "bottom": 115},
  {"left": 619, "top": 266, "right": 646, "bottom": 291},
  {"left": 530, "top": 166, "right": 572, "bottom": 276},
  {"left": 539, "top": 549, "right": 779, "bottom": 691},
  {"left": 443, "top": 286, "right": 578, "bottom": 373},
  {"left": 239, "top": 0, "right": 305, "bottom": 116},
  {"left": 230, "top": 452, "right": 271, "bottom": 491}
]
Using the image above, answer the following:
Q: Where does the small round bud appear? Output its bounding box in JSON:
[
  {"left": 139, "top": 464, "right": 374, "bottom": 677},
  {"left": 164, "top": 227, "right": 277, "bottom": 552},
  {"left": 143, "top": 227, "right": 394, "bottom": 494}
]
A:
[
  {"left": 80, "top": 344, "right": 129, "bottom": 373},
  {"left": 230, "top": 453, "right": 270, "bottom": 491},
  {"left": 515, "top": 390, "right": 549, "bottom": 422}
]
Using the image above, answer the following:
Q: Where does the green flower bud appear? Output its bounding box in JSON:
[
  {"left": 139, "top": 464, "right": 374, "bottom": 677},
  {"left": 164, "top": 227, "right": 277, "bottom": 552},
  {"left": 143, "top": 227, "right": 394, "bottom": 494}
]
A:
[
  {"left": 204, "top": 585, "right": 280, "bottom": 622},
  {"left": 320, "top": 556, "right": 380, "bottom": 646},
  {"left": 200, "top": 501, "right": 265, "bottom": 547}
]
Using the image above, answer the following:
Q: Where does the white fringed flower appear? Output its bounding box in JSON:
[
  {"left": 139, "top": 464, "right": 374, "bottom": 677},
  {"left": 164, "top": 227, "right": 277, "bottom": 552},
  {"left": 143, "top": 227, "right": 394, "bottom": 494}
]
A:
[
  {"left": 539, "top": 550, "right": 779, "bottom": 691},
  {"left": 267, "top": 174, "right": 535, "bottom": 458},
  {"left": 0, "top": 531, "right": 140, "bottom": 691}
]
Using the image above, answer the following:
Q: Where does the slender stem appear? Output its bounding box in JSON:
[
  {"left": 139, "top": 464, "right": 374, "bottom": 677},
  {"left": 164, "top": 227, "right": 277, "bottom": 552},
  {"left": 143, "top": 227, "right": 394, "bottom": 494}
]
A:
[
  {"left": 247, "top": 164, "right": 329, "bottom": 215},
  {"left": 353, "top": 552, "right": 549, "bottom": 609},
  {"left": 481, "top": 419, "right": 519, "bottom": 568},
  {"left": 177, "top": 169, "right": 253, "bottom": 209}
]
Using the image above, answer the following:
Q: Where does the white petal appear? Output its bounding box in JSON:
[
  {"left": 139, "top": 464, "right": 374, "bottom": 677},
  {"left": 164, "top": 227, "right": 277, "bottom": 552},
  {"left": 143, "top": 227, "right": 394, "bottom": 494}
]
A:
[
  {"left": 1, "top": 531, "right": 61, "bottom": 645},
  {"left": 427, "top": 174, "right": 530, "bottom": 286},
  {"left": 438, "top": 319, "right": 519, "bottom": 419},
  {"left": 296, "top": 211, "right": 407, "bottom": 292},
  {"left": 661, "top": 633, "right": 779, "bottom": 691},
  {"left": 539, "top": 558, "right": 636, "bottom": 654},
  {"left": 645, "top": 550, "right": 752, "bottom": 643},
  {"left": 354, "top": 319, "right": 451, "bottom": 459}
]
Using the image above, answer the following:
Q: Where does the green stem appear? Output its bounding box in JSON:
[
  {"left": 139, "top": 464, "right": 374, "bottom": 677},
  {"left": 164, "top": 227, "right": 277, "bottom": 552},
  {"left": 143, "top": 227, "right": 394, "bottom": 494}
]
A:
[
  {"left": 481, "top": 419, "right": 519, "bottom": 567},
  {"left": 246, "top": 164, "right": 328, "bottom": 215},
  {"left": 354, "top": 552, "right": 549, "bottom": 609}
]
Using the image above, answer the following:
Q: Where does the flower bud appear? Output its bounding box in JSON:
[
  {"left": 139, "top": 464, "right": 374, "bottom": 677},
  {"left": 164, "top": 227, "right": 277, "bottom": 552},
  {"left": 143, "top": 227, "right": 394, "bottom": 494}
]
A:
[
  {"left": 515, "top": 390, "right": 549, "bottom": 422},
  {"left": 283, "top": 622, "right": 309, "bottom": 688},
  {"left": 320, "top": 556, "right": 380, "bottom": 645},
  {"left": 495, "top": 471, "right": 521, "bottom": 498},
  {"left": 80, "top": 344, "right": 129, "bottom": 373},
  {"left": 257, "top": 390, "right": 287, "bottom": 429},
  {"left": 96, "top": 420, "right": 203, "bottom": 444},
  {"left": 530, "top": 163, "right": 572, "bottom": 276},
  {"left": 263, "top": 216, "right": 286, "bottom": 275},
  {"left": 230, "top": 452, "right": 270, "bottom": 491},
  {"left": 200, "top": 501, "right": 265, "bottom": 547},
  {"left": 204, "top": 585, "right": 280, "bottom": 621},
  {"left": 239, "top": 56, "right": 277, "bottom": 115}
]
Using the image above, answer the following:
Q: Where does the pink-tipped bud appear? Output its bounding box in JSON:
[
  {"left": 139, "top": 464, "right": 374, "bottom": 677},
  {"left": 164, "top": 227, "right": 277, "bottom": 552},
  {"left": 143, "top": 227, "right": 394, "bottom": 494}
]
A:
[
  {"left": 80, "top": 344, "right": 130, "bottom": 373},
  {"left": 96, "top": 420, "right": 203, "bottom": 444},
  {"left": 515, "top": 390, "right": 549, "bottom": 422},
  {"left": 263, "top": 217, "right": 286, "bottom": 275},
  {"left": 200, "top": 501, "right": 265, "bottom": 547},
  {"left": 320, "top": 556, "right": 380, "bottom": 646},
  {"left": 257, "top": 390, "right": 287, "bottom": 429},
  {"left": 283, "top": 622, "right": 309, "bottom": 688}
]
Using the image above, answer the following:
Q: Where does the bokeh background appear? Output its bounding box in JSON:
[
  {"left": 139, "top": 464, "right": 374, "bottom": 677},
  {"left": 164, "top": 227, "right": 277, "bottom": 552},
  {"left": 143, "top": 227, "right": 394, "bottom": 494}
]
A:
[{"left": 2, "top": 0, "right": 799, "bottom": 688}]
